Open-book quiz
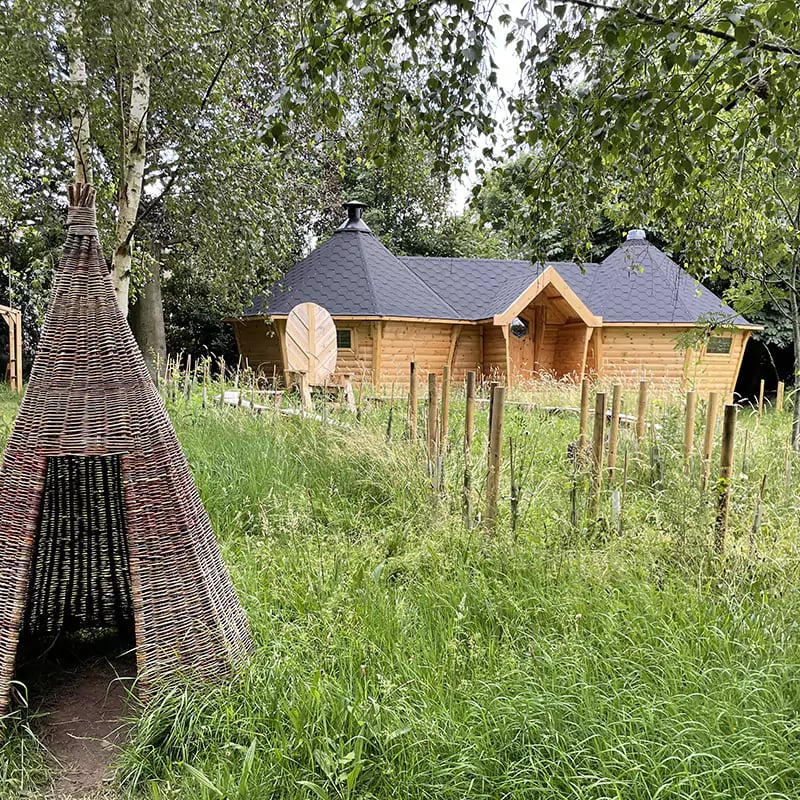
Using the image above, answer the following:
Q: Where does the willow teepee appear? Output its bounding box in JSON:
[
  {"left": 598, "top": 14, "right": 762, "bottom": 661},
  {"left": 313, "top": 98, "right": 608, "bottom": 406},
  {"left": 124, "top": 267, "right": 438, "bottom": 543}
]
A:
[{"left": 0, "top": 185, "right": 253, "bottom": 715}]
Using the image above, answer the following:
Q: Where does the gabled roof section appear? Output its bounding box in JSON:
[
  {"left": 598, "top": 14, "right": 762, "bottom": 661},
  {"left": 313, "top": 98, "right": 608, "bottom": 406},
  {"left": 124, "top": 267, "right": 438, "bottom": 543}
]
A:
[{"left": 243, "top": 224, "right": 459, "bottom": 320}]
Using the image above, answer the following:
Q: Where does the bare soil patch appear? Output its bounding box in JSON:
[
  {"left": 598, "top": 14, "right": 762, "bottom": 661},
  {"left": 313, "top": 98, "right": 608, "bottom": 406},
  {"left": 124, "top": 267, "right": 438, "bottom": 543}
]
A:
[{"left": 17, "top": 635, "right": 136, "bottom": 799}]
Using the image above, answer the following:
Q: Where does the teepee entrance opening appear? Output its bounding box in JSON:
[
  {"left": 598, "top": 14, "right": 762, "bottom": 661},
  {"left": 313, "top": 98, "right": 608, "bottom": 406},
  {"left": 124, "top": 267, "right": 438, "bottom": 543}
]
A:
[{"left": 23, "top": 455, "right": 135, "bottom": 643}]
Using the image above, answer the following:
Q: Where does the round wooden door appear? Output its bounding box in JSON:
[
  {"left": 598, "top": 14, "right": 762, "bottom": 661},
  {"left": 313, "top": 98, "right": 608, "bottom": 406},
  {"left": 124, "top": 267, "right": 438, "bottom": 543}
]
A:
[{"left": 285, "top": 302, "right": 337, "bottom": 384}]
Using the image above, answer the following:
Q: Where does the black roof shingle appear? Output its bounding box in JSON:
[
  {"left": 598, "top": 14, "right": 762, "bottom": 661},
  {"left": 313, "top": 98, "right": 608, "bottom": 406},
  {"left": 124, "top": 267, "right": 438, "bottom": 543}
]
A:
[{"left": 243, "top": 221, "right": 753, "bottom": 327}]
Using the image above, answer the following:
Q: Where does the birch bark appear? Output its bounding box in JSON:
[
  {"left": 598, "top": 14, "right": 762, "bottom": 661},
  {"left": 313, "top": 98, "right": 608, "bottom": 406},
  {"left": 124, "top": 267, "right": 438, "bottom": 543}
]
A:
[
  {"left": 68, "top": 6, "right": 92, "bottom": 184},
  {"left": 112, "top": 57, "right": 150, "bottom": 315}
]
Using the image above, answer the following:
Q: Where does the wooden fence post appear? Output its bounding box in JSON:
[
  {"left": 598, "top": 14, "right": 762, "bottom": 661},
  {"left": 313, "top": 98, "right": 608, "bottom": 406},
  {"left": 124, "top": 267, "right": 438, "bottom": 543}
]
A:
[
  {"left": 427, "top": 372, "right": 440, "bottom": 468},
  {"left": 684, "top": 389, "right": 697, "bottom": 469},
  {"left": 701, "top": 391, "right": 720, "bottom": 490},
  {"left": 440, "top": 365, "right": 451, "bottom": 453},
  {"left": 484, "top": 384, "right": 506, "bottom": 533},
  {"left": 777, "top": 381, "right": 785, "bottom": 412},
  {"left": 579, "top": 377, "right": 591, "bottom": 457},
  {"left": 607, "top": 383, "right": 622, "bottom": 475},
  {"left": 408, "top": 361, "right": 418, "bottom": 441},
  {"left": 714, "top": 404, "right": 737, "bottom": 555},
  {"left": 463, "top": 371, "right": 476, "bottom": 528},
  {"left": 636, "top": 379, "right": 648, "bottom": 443},
  {"left": 758, "top": 378, "right": 765, "bottom": 417},
  {"left": 590, "top": 391, "right": 607, "bottom": 515}
]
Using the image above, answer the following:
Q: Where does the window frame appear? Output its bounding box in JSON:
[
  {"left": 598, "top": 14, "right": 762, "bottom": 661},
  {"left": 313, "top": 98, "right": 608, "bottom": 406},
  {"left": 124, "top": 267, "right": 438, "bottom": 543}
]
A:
[
  {"left": 706, "top": 335, "right": 733, "bottom": 355},
  {"left": 336, "top": 327, "right": 355, "bottom": 351}
]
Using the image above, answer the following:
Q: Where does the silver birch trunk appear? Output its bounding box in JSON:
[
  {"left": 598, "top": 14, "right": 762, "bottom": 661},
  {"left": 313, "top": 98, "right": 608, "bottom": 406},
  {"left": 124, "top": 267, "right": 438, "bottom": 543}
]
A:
[
  {"left": 112, "top": 57, "right": 150, "bottom": 315},
  {"left": 68, "top": 8, "right": 92, "bottom": 184}
]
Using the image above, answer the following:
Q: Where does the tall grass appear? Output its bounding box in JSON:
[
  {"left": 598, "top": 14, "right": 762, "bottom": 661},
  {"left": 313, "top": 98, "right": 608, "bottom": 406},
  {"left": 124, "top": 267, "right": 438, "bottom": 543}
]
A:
[{"left": 2, "top": 383, "right": 800, "bottom": 798}]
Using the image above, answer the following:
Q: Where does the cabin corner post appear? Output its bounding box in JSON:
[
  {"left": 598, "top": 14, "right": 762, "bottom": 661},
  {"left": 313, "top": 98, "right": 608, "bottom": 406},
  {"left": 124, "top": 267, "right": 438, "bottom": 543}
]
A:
[
  {"left": 592, "top": 326, "right": 605, "bottom": 379},
  {"left": 275, "top": 318, "right": 291, "bottom": 387},
  {"left": 502, "top": 324, "right": 512, "bottom": 388},
  {"left": 579, "top": 326, "right": 594, "bottom": 381}
]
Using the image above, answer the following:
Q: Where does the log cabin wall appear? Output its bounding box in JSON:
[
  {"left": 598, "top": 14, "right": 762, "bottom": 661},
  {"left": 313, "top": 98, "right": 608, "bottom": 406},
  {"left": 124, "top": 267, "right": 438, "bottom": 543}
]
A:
[
  {"left": 685, "top": 329, "right": 750, "bottom": 395},
  {"left": 482, "top": 324, "right": 507, "bottom": 381},
  {"left": 602, "top": 326, "right": 689, "bottom": 385},
  {"left": 451, "top": 326, "right": 483, "bottom": 382},
  {"left": 377, "top": 321, "right": 456, "bottom": 387},
  {"left": 602, "top": 326, "right": 749, "bottom": 394},
  {"left": 553, "top": 323, "right": 591, "bottom": 378}
]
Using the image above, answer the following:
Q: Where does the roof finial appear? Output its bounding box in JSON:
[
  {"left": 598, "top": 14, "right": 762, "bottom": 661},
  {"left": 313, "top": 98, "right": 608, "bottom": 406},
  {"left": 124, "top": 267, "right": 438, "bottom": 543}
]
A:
[
  {"left": 336, "top": 200, "right": 372, "bottom": 233},
  {"left": 626, "top": 229, "right": 647, "bottom": 241}
]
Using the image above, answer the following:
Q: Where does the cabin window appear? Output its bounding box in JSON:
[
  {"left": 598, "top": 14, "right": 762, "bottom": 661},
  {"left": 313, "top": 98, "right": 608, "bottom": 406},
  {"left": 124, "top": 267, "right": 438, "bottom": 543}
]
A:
[
  {"left": 707, "top": 336, "right": 732, "bottom": 355},
  {"left": 510, "top": 317, "right": 529, "bottom": 339},
  {"left": 336, "top": 328, "right": 353, "bottom": 349}
]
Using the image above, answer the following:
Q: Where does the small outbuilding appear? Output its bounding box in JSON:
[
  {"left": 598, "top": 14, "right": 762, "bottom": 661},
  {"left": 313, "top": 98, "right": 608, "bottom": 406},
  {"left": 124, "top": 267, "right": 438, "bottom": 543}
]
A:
[{"left": 231, "top": 204, "right": 759, "bottom": 393}]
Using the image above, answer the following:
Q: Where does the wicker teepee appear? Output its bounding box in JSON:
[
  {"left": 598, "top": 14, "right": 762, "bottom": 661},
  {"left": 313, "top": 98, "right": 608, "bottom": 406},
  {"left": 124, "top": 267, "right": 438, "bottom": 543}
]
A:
[{"left": 0, "top": 185, "right": 253, "bottom": 715}]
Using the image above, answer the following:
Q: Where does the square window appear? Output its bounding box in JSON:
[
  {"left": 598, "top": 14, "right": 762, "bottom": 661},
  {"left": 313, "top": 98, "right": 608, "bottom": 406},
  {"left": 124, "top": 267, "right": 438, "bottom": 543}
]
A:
[
  {"left": 707, "top": 336, "right": 732, "bottom": 354},
  {"left": 336, "top": 329, "right": 352, "bottom": 349}
]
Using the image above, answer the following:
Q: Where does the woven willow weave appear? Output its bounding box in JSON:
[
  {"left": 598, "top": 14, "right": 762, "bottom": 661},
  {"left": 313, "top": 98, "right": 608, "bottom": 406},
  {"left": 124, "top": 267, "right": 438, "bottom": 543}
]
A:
[{"left": 0, "top": 184, "right": 253, "bottom": 715}]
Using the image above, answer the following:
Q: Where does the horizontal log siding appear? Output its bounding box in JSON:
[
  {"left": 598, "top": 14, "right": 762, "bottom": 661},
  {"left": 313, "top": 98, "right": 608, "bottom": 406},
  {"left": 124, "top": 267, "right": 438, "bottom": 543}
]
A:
[
  {"left": 553, "top": 323, "right": 589, "bottom": 378},
  {"left": 686, "top": 330, "right": 749, "bottom": 394},
  {"left": 378, "top": 321, "right": 454, "bottom": 386},
  {"left": 333, "top": 321, "right": 374, "bottom": 380},
  {"left": 602, "top": 326, "right": 689, "bottom": 385},
  {"left": 482, "top": 324, "right": 507, "bottom": 381},
  {"left": 452, "top": 327, "right": 483, "bottom": 383}
]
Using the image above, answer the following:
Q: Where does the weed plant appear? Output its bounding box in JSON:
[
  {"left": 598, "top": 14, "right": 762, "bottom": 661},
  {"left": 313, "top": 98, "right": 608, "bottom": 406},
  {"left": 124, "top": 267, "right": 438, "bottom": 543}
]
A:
[{"left": 1, "top": 381, "right": 800, "bottom": 798}]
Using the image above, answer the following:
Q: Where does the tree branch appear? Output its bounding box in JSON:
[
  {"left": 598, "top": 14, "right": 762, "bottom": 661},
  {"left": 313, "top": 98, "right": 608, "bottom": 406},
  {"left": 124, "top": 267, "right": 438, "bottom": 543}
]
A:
[{"left": 560, "top": 0, "right": 800, "bottom": 57}]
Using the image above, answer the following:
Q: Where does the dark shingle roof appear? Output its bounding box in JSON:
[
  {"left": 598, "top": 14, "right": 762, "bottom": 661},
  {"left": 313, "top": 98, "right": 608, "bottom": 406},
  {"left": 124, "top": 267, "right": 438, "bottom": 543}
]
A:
[
  {"left": 242, "top": 227, "right": 458, "bottom": 319},
  {"left": 243, "top": 225, "right": 752, "bottom": 327},
  {"left": 565, "top": 239, "right": 751, "bottom": 325}
]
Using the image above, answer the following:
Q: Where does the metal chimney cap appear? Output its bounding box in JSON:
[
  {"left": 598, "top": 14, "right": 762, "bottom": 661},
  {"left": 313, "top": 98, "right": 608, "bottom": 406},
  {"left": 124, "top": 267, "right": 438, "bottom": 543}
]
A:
[
  {"left": 626, "top": 229, "right": 647, "bottom": 241},
  {"left": 336, "top": 200, "right": 372, "bottom": 233}
]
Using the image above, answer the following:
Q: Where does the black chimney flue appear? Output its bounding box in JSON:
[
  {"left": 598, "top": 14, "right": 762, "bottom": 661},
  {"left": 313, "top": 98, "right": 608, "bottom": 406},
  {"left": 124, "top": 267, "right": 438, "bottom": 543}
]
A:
[{"left": 336, "top": 200, "right": 371, "bottom": 233}]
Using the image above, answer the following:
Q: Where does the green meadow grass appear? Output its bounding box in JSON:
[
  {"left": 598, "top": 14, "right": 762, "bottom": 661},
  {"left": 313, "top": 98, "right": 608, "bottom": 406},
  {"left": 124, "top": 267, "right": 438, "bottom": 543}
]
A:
[{"left": 2, "top": 383, "right": 800, "bottom": 798}]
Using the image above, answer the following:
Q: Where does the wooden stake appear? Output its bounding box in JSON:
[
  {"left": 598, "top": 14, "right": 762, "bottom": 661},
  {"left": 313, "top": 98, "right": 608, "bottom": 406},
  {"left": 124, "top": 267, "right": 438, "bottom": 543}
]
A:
[
  {"left": 440, "top": 365, "right": 451, "bottom": 454},
  {"left": 385, "top": 407, "right": 394, "bottom": 443},
  {"left": 590, "top": 391, "right": 607, "bottom": 515},
  {"left": 635, "top": 379, "right": 648, "bottom": 443},
  {"left": 714, "top": 403, "right": 737, "bottom": 555},
  {"left": 701, "top": 391, "right": 720, "bottom": 491},
  {"left": 465, "top": 371, "right": 476, "bottom": 452},
  {"left": 579, "top": 377, "right": 590, "bottom": 456},
  {"left": 777, "top": 381, "right": 785, "bottom": 412},
  {"left": 427, "top": 372, "right": 440, "bottom": 468},
  {"left": 607, "top": 383, "right": 622, "bottom": 475},
  {"left": 683, "top": 389, "right": 697, "bottom": 469},
  {"left": 758, "top": 378, "right": 765, "bottom": 417},
  {"left": 407, "top": 361, "right": 418, "bottom": 441},
  {"left": 484, "top": 384, "right": 506, "bottom": 533},
  {"left": 463, "top": 371, "right": 476, "bottom": 529}
]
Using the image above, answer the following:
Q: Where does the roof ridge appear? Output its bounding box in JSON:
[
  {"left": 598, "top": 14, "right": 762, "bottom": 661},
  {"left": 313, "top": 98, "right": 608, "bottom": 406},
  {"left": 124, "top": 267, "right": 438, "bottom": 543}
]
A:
[
  {"left": 397, "top": 256, "right": 461, "bottom": 318},
  {"left": 354, "top": 233, "right": 380, "bottom": 315}
]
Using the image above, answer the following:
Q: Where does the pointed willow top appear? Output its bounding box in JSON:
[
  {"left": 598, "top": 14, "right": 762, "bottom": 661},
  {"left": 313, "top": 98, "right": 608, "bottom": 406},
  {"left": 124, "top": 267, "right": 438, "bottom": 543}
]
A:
[{"left": 66, "top": 182, "right": 97, "bottom": 236}]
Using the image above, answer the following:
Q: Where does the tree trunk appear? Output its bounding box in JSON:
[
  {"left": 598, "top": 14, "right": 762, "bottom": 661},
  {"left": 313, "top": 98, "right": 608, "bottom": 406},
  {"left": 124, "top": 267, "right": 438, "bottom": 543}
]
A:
[
  {"left": 112, "top": 58, "right": 150, "bottom": 316},
  {"left": 68, "top": 8, "right": 92, "bottom": 184},
  {"left": 128, "top": 251, "right": 166, "bottom": 381}
]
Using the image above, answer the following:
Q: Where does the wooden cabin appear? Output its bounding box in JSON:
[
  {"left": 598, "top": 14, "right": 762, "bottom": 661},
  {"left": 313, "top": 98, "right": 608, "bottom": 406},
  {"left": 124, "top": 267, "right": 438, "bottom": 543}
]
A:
[{"left": 230, "top": 205, "right": 759, "bottom": 393}]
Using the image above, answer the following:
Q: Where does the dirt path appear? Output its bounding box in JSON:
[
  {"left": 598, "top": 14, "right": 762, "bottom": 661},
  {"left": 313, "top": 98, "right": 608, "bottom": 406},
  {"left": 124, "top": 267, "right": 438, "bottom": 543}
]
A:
[{"left": 18, "top": 638, "right": 136, "bottom": 799}]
